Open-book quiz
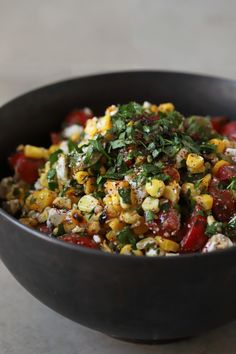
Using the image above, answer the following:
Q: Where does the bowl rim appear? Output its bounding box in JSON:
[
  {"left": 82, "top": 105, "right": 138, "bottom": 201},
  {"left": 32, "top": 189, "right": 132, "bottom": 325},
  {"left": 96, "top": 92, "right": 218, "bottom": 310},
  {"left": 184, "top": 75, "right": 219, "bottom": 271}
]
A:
[{"left": 1, "top": 69, "right": 236, "bottom": 261}]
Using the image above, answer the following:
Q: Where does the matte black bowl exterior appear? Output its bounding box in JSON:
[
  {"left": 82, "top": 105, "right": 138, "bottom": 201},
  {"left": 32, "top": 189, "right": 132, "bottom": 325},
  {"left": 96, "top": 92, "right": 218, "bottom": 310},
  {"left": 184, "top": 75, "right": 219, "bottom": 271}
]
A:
[{"left": 1, "top": 71, "right": 236, "bottom": 342}]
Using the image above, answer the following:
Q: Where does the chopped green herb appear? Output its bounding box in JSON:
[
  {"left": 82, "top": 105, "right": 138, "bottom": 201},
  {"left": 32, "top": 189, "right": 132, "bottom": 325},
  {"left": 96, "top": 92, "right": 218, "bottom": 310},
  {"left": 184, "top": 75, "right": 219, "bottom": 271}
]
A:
[
  {"left": 118, "top": 188, "right": 131, "bottom": 204},
  {"left": 49, "top": 149, "right": 62, "bottom": 166},
  {"left": 117, "top": 226, "right": 136, "bottom": 246},
  {"left": 145, "top": 210, "right": 155, "bottom": 222}
]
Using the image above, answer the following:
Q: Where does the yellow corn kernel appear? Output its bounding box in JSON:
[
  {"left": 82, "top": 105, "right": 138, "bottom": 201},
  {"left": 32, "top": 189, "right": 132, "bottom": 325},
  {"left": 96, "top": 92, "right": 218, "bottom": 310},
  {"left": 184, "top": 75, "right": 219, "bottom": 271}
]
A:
[
  {"left": 78, "top": 194, "right": 99, "bottom": 213},
  {"left": 155, "top": 236, "right": 180, "bottom": 252},
  {"left": 84, "top": 118, "right": 98, "bottom": 137},
  {"left": 106, "top": 230, "right": 117, "bottom": 242},
  {"left": 108, "top": 218, "right": 125, "bottom": 231},
  {"left": 74, "top": 171, "right": 89, "bottom": 184},
  {"left": 142, "top": 197, "right": 160, "bottom": 212},
  {"left": 212, "top": 160, "right": 230, "bottom": 175},
  {"left": 120, "top": 244, "right": 132, "bottom": 255},
  {"left": 136, "top": 237, "right": 156, "bottom": 250},
  {"left": 53, "top": 196, "right": 72, "bottom": 210},
  {"left": 133, "top": 217, "right": 149, "bottom": 235},
  {"left": 105, "top": 105, "right": 118, "bottom": 117},
  {"left": 158, "top": 102, "right": 175, "bottom": 113},
  {"left": 150, "top": 104, "right": 158, "bottom": 113},
  {"left": 120, "top": 210, "right": 141, "bottom": 225},
  {"left": 133, "top": 249, "right": 143, "bottom": 256},
  {"left": 209, "top": 139, "right": 226, "bottom": 153},
  {"left": 48, "top": 144, "right": 60, "bottom": 154},
  {"left": 25, "top": 189, "right": 56, "bottom": 212},
  {"left": 199, "top": 173, "right": 212, "bottom": 191},
  {"left": 87, "top": 221, "right": 100, "bottom": 235},
  {"left": 186, "top": 153, "right": 205, "bottom": 174},
  {"left": 100, "top": 166, "right": 106, "bottom": 175},
  {"left": 99, "top": 115, "right": 112, "bottom": 133},
  {"left": 135, "top": 156, "right": 146, "bottom": 165},
  {"left": 145, "top": 179, "right": 165, "bottom": 198},
  {"left": 193, "top": 194, "right": 213, "bottom": 211},
  {"left": 163, "top": 181, "right": 180, "bottom": 203},
  {"left": 181, "top": 182, "right": 199, "bottom": 197},
  {"left": 19, "top": 217, "right": 38, "bottom": 227},
  {"left": 24, "top": 145, "right": 49, "bottom": 160},
  {"left": 104, "top": 180, "right": 129, "bottom": 194},
  {"left": 84, "top": 177, "right": 95, "bottom": 194}
]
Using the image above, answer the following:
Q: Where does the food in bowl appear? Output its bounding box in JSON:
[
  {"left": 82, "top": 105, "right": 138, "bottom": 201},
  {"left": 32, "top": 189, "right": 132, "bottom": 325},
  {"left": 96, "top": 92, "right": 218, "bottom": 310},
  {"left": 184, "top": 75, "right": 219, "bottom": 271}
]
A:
[{"left": 1, "top": 101, "right": 236, "bottom": 256}]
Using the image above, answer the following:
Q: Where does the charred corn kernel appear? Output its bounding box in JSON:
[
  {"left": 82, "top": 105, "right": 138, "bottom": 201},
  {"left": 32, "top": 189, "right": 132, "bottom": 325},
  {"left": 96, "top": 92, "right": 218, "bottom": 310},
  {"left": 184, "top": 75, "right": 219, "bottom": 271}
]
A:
[
  {"left": 24, "top": 145, "right": 49, "bottom": 159},
  {"left": 84, "top": 117, "right": 98, "bottom": 137},
  {"left": 120, "top": 210, "right": 141, "bottom": 225},
  {"left": 181, "top": 182, "right": 199, "bottom": 197},
  {"left": 199, "top": 174, "right": 212, "bottom": 190},
  {"left": 133, "top": 217, "right": 149, "bottom": 235},
  {"left": 158, "top": 102, "right": 175, "bottom": 113},
  {"left": 150, "top": 104, "right": 158, "bottom": 113},
  {"left": 163, "top": 181, "right": 180, "bottom": 203},
  {"left": 155, "top": 236, "right": 180, "bottom": 252},
  {"left": 145, "top": 179, "right": 165, "bottom": 198},
  {"left": 120, "top": 244, "right": 132, "bottom": 255},
  {"left": 133, "top": 249, "right": 143, "bottom": 256},
  {"left": 84, "top": 177, "right": 95, "bottom": 194},
  {"left": 106, "top": 230, "right": 117, "bottom": 242},
  {"left": 186, "top": 154, "right": 205, "bottom": 174},
  {"left": 136, "top": 237, "right": 156, "bottom": 250},
  {"left": 209, "top": 139, "right": 226, "bottom": 153},
  {"left": 74, "top": 171, "right": 89, "bottom": 184},
  {"left": 108, "top": 218, "right": 125, "bottom": 231},
  {"left": 78, "top": 194, "right": 99, "bottom": 213},
  {"left": 212, "top": 159, "right": 230, "bottom": 175},
  {"left": 19, "top": 217, "right": 38, "bottom": 227},
  {"left": 99, "top": 166, "right": 106, "bottom": 175},
  {"left": 142, "top": 197, "right": 160, "bottom": 212},
  {"left": 25, "top": 189, "right": 56, "bottom": 212},
  {"left": 223, "top": 139, "right": 231, "bottom": 148},
  {"left": 87, "top": 221, "right": 100, "bottom": 235},
  {"left": 53, "top": 196, "right": 72, "bottom": 210},
  {"left": 104, "top": 180, "right": 129, "bottom": 194},
  {"left": 193, "top": 194, "right": 213, "bottom": 211}
]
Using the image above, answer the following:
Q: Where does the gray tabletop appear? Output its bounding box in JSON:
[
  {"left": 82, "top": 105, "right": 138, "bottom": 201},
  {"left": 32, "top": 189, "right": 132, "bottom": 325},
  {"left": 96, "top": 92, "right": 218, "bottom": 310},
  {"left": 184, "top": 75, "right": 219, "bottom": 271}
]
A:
[{"left": 1, "top": 1, "right": 236, "bottom": 353}]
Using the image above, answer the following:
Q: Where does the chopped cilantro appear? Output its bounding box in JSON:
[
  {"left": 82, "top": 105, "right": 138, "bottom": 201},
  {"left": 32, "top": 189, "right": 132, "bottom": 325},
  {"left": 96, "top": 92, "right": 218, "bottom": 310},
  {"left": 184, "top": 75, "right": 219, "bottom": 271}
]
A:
[
  {"left": 47, "top": 168, "right": 58, "bottom": 191},
  {"left": 117, "top": 226, "right": 136, "bottom": 246},
  {"left": 227, "top": 178, "right": 236, "bottom": 191},
  {"left": 49, "top": 149, "right": 62, "bottom": 166},
  {"left": 145, "top": 210, "right": 155, "bottom": 222},
  {"left": 118, "top": 188, "right": 131, "bottom": 204}
]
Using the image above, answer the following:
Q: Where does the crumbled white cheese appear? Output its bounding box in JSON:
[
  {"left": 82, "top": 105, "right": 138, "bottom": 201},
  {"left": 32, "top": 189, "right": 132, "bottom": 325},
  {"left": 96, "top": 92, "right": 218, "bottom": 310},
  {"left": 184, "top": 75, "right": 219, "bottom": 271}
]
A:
[
  {"left": 47, "top": 208, "right": 67, "bottom": 227},
  {"left": 62, "top": 124, "right": 83, "bottom": 138},
  {"left": 143, "top": 101, "right": 151, "bottom": 109},
  {"left": 59, "top": 141, "right": 69, "bottom": 154},
  {"left": 146, "top": 248, "right": 158, "bottom": 257},
  {"left": 93, "top": 235, "right": 101, "bottom": 243},
  {"left": 56, "top": 154, "right": 68, "bottom": 181},
  {"left": 83, "top": 107, "right": 92, "bottom": 116},
  {"left": 225, "top": 148, "right": 236, "bottom": 157},
  {"left": 203, "top": 234, "right": 233, "bottom": 253}
]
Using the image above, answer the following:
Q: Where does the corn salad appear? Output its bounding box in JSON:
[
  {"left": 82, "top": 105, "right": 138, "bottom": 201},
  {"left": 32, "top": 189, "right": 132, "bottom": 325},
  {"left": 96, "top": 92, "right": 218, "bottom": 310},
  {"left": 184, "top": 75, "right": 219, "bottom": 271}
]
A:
[{"left": 1, "top": 102, "right": 236, "bottom": 256}]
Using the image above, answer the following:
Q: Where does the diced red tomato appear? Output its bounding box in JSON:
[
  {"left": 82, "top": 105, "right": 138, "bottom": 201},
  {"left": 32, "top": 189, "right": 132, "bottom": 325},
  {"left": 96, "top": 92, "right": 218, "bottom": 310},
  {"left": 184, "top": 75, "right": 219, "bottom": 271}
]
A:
[
  {"left": 210, "top": 116, "right": 229, "bottom": 134},
  {"left": 181, "top": 206, "right": 207, "bottom": 252},
  {"left": 209, "top": 178, "right": 235, "bottom": 222},
  {"left": 8, "top": 152, "right": 44, "bottom": 185},
  {"left": 147, "top": 207, "right": 180, "bottom": 236},
  {"left": 38, "top": 224, "right": 51, "bottom": 234},
  {"left": 222, "top": 121, "right": 236, "bottom": 140},
  {"left": 50, "top": 132, "right": 61, "bottom": 145},
  {"left": 59, "top": 234, "right": 99, "bottom": 249},
  {"left": 65, "top": 109, "right": 93, "bottom": 127},
  {"left": 215, "top": 165, "right": 236, "bottom": 181},
  {"left": 164, "top": 166, "right": 180, "bottom": 182}
]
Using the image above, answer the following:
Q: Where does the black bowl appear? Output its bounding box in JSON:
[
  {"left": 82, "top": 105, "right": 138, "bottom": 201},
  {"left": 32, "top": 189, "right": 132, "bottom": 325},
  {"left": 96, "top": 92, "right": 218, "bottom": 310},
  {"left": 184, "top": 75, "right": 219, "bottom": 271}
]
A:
[{"left": 1, "top": 71, "right": 236, "bottom": 343}]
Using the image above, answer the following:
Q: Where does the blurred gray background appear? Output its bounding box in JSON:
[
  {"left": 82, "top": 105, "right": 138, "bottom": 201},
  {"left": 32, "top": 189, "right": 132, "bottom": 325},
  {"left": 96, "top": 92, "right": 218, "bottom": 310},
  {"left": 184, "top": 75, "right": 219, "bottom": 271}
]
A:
[{"left": 1, "top": 0, "right": 236, "bottom": 353}]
